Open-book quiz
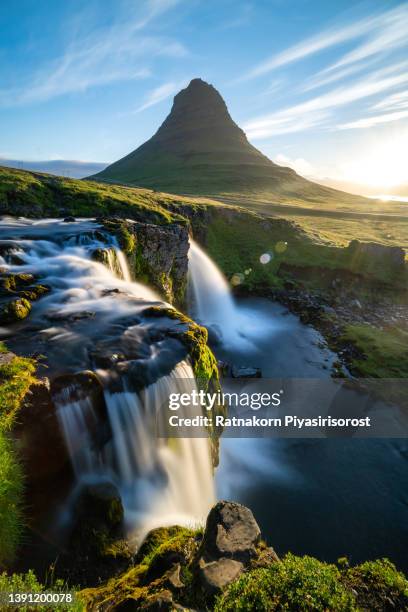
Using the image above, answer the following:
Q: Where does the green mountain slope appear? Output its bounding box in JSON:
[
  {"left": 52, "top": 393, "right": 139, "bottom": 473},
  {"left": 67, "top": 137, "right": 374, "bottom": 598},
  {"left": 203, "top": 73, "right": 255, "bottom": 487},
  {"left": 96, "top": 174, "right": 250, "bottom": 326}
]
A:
[{"left": 91, "top": 78, "right": 368, "bottom": 210}]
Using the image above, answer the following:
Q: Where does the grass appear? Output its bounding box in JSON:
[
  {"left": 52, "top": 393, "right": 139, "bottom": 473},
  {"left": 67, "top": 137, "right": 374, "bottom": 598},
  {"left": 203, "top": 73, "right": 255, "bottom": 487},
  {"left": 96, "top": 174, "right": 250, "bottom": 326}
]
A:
[
  {"left": 0, "top": 434, "right": 24, "bottom": 567},
  {"left": 280, "top": 213, "right": 408, "bottom": 257},
  {"left": 215, "top": 554, "right": 355, "bottom": 611},
  {"left": 215, "top": 554, "right": 408, "bottom": 612},
  {"left": 205, "top": 208, "right": 408, "bottom": 291},
  {"left": 0, "top": 570, "right": 83, "bottom": 611},
  {"left": 341, "top": 325, "right": 408, "bottom": 379},
  {"left": 0, "top": 165, "right": 212, "bottom": 225},
  {"left": 0, "top": 342, "right": 36, "bottom": 565}
]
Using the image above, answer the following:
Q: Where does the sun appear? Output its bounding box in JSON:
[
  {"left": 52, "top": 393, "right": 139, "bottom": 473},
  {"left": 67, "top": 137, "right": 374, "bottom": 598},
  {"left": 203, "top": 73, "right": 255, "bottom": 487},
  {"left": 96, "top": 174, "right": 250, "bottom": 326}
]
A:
[{"left": 340, "top": 130, "right": 408, "bottom": 189}]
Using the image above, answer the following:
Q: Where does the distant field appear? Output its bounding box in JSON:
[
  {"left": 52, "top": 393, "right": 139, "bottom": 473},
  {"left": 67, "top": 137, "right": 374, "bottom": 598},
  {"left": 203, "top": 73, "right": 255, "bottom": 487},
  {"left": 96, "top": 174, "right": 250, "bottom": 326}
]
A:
[
  {"left": 211, "top": 193, "right": 408, "bottom": 256},
  {"left": 279, "top": 214, "right": 408, "bottom": 256}
]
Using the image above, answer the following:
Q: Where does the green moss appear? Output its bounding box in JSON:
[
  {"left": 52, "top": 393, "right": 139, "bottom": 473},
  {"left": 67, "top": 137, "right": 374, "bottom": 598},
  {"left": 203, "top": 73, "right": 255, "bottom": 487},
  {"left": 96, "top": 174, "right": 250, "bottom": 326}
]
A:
[
  {"left": 215, "top": 553, "right": 356, "bottom": 612},
  {"left": 0, "top": 344, "right": 36, "bottom": 564},
  {"left": 0, "top": 298, "right": 32, "bottom": 324},
  {"left": 0, "top": 347, "right": 36, "bottom": 431},
  {"left": 142, "top": 306, "right": 219, "bottom": 390},
  {"left": 78, "top": 527, "right": 201, "bottom": 610},
  {"left": 341, "top": 324, "right": 408, "bottom": 379},
  {"left": 0, "top": 166, "right": 195, "bottom": 225},
  {"left": 344, "top": 559, "right": 408, "bottom": 611}
]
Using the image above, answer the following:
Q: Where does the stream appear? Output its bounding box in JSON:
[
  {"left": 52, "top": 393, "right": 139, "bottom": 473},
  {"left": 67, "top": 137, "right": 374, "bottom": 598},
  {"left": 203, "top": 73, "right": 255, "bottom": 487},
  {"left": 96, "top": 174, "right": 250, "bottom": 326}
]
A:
[{"left": 1, "top": 217, "right": 407, "bottom": 573}]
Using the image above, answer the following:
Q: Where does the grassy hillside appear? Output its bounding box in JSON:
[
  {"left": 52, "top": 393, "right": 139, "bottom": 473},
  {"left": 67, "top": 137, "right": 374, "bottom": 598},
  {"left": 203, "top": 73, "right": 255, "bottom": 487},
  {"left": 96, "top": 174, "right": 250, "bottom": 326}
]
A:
[{"left": 92, "top": 79, "right": 375, "bottom": 214}]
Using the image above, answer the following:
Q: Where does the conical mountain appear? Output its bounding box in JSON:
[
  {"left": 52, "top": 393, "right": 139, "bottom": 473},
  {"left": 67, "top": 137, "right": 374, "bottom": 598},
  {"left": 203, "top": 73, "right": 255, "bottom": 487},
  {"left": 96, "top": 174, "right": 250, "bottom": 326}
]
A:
[{"left": 92, "top": 78, "right": 365, "bottom": 207}]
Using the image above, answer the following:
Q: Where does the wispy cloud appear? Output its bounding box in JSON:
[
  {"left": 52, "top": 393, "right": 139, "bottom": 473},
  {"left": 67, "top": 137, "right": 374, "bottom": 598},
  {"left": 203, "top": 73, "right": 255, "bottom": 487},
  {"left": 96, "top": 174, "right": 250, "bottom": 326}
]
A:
[
  {"left": 135, "top": 80, "right": 186, "bottom": 112},
  {"left": 240, "top": 4, "right": 408, "bottom": 83},
  {"left": 244, "top": 65, "right": 408, "bottom": 139},
  {"left": 322, "top": 5, "right": 408, "bottom": 74},
  {"left": 0, "top": 0, "right": 185, "bottom": 106},
  {"left": 337, "top": 109, "right": 408, "bottom": 130},
  {"left": 372, "top": 90, "right": 408, "bottom": 111}
]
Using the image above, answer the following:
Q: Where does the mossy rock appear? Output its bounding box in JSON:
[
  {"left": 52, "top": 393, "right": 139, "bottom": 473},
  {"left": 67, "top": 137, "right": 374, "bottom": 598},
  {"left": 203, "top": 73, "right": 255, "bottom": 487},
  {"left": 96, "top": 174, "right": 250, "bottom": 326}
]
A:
[{"left": 0, "top": 297, "right": 31, "bottom": 324}]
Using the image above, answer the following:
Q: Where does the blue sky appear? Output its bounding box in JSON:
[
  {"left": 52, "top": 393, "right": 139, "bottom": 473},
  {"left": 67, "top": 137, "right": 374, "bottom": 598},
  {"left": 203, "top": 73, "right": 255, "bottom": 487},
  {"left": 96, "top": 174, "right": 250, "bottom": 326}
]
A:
[{"left": 1, "top": 0, "right": 407, "bottom": 189}]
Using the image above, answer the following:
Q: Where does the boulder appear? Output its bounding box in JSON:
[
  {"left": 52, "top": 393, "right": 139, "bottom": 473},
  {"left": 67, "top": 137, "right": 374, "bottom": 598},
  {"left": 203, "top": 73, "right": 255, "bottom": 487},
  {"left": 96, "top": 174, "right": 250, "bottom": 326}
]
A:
[{"left": 199, "top": 500, "right": 261, "bottom": 563}]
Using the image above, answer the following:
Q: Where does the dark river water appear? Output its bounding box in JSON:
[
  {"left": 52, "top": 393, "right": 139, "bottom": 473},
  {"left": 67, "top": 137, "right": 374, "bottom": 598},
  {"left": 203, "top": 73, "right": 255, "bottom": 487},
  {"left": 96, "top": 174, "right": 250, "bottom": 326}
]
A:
[{"left": 213, "top": 298, "right": 408, "bottom": 572}]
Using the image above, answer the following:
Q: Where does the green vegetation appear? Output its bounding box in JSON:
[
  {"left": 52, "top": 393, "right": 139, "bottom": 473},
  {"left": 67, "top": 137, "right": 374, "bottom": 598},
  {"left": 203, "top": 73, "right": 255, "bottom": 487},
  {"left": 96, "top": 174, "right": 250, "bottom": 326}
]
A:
[
  {"left": 0, "top": 571, "right": 83, "bottom": 611},
  {"left": 79, "top": 536, "right": 408, "bottom": 612},
  {"left": 0, "top": 343, "right": 36, "bottom": 430},
  {"left": 0, "top": 165, "right": 206, "bottom": 225},
  {"left": 142, "top": 306, "right": 219, "bottom": 389},
  {"left": 342, "top": 325, "right": 408, "bottom": 379},
  {"left": 79, "top": 525, "right": 200, "bottom": 610},
  {"left": 344, "top": 558, "right": 408, "bottom": 611},
  {"left": 0, "top": 297, "right": 32, "bottom": 324},
  {"left": 206, "top": 209, "right": 408, "bottom": 291},
  {"left": 0, "top": 343, "right": 36, "bottom": 565},
  {"left": 215, "top": 554, "right": 355, "bottom": 611}
]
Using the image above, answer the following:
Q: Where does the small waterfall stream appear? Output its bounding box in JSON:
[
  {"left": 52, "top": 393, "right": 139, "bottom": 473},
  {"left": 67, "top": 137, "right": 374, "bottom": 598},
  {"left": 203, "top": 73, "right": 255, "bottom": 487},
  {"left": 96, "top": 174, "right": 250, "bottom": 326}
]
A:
[
  {"left": 188, "top": 238, "right": 277, "bottom": 348},
  {"left": 0, "top": 218, "right": 215, "bottom": 541}
]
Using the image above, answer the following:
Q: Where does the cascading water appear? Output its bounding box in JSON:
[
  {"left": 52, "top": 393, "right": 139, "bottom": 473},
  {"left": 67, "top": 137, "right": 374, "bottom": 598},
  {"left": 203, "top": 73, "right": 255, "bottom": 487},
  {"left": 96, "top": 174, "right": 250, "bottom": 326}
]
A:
[
  {"left": 188, "top": 240, "right": 237, "bottom": 326},
  {"left": 188, "top": 238, "right": 277, "bottom": 349},
  {"left": 0, "top": 218, "right": 215, "bottom": 541}
]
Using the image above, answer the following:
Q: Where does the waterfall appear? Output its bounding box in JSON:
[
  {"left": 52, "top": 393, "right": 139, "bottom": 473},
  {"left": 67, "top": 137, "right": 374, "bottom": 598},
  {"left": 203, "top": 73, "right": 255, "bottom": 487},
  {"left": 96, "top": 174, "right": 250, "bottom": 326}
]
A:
[
  {"left": 1, "top": 218, "right": 215, "bottom": 541},
  {"left": 188, "top": 239, "right": 237, "bottom": 326},
  {"left": 55, "top": 362, "right": 215, "bottom": 540},
  {"left": 105, "top": 362, "right": 215, "bottom": 536},
  {"left": 188, "top": 239, "right": 275, "bottom": 348}
]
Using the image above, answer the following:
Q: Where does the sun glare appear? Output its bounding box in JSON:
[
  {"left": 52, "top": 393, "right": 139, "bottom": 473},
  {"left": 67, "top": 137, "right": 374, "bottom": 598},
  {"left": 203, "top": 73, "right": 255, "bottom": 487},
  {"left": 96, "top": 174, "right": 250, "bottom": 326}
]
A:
[{"left": 340, "top": 131, "right": 408, "bottom": 189}]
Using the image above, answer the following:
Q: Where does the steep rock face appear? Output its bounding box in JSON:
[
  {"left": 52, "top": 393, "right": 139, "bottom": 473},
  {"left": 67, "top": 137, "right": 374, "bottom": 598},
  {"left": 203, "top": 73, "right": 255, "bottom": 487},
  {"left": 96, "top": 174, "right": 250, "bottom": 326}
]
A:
[{"left": 103, "top": 218, "right": 189, "bottom": 306}]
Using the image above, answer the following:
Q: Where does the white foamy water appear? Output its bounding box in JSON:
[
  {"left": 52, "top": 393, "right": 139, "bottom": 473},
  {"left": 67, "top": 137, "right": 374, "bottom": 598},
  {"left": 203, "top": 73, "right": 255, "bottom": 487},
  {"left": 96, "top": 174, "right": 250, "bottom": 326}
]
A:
[
  {"left": 1, "top": 218, "right": 215, "bottom": 540},
  {"left": 188, "top": 239, "right": 278, "bottom": 349}
]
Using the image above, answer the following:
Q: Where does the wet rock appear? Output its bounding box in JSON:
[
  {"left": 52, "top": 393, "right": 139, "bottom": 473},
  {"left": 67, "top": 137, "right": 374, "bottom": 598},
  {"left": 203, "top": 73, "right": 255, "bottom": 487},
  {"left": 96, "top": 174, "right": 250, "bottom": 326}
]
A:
[
  {"left": 0, "top": 297, "right": 31, "bottom": 323},
  {"left": 51, "top": 370, "right": 110, "bottom": 450},
  {"left": 61, "top": 481, "right": 132, "bottom": 586},
  {"left": 63, "top": 216, "right": 76, "bottom": 222},
  {"left": 13, "top": 378, "right": 70, "bottom": 483},
  {"left": 199, "top": 500, "right": 261, "bottom": 564},
  {"left": 101, "top": 218, "right": 189, "bottom": 306},
  {"left": 231, "top": 365, "right": 261, "bottom": 378}
]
